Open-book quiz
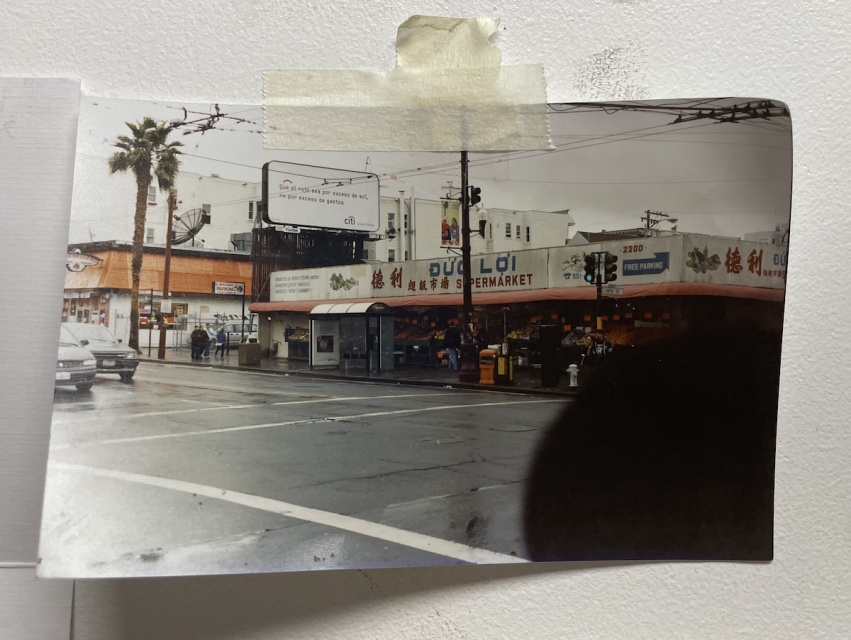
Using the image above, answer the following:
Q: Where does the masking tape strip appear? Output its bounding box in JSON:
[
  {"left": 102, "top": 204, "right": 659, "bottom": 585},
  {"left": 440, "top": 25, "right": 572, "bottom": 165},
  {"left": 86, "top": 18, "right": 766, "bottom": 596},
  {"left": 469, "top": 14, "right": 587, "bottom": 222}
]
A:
[{"left": 263, "top": 16, "right": 552, "bottom": 152}]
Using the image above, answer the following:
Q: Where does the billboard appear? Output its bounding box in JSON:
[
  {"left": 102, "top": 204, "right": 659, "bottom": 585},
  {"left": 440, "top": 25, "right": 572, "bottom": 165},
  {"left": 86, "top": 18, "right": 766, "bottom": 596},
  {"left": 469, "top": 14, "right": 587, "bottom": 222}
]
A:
[
  {"left": 262, "top": 161, "right": 380, "bottom": 232},
  {"left": 440, "top": 199, "right": 461, "bottom": 247}
]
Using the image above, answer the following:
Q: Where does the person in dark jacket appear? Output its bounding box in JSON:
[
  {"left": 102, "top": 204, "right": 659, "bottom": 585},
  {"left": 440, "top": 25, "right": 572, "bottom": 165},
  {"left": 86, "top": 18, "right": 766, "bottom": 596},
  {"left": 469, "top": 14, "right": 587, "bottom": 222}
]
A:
[
  {"left": 215, "top": 327, "right": 227, "bottom": 357},
  {"left": 190, "top": 325, "right": 207, "bottom": 360},
  {"left": 443, "top": 323, "right": 461, "bottom": 369}
]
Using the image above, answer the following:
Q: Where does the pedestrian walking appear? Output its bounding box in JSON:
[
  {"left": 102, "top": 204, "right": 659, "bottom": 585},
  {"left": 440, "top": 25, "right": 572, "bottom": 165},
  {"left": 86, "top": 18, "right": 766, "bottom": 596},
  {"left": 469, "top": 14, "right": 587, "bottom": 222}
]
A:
[
  {"left": 443, "top": 322, "right": 461, "bottom": 370},
  {"left": 203, "top": 323, "right": 216, "bottom": 358},
  {"left": 215, "top": 327, "right": 227, "bottom": 357},
  {"left": 190, "top": 325, "right": 206, "bottom": 360}
]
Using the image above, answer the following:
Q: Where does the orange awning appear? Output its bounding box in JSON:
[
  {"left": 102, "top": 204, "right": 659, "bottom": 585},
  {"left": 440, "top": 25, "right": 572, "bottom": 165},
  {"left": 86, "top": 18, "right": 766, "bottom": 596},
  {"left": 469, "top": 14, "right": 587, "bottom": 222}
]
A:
[{"left": 250, "top": 282, "right": 785, "bottom": 313}]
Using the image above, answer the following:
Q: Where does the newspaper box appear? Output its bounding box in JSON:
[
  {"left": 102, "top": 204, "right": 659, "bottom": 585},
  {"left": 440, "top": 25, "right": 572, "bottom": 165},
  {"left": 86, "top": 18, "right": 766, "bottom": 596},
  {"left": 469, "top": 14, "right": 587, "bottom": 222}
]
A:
[{"left": 478, "top": 349, "right": 499, "bottom": 385}]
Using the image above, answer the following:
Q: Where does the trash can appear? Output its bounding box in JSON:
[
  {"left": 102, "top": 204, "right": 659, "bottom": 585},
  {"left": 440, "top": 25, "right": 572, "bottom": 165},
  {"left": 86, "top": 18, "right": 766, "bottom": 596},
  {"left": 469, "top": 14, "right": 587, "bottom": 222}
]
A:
[
  {"left": 478, "top": 349, "right": 499, "bottom": 385},
  {"left": 238, "top": 342, "right": 262, "bottom": 366},
  {"left": 494, "top": 354, "right": 515, "bottom": 385}
]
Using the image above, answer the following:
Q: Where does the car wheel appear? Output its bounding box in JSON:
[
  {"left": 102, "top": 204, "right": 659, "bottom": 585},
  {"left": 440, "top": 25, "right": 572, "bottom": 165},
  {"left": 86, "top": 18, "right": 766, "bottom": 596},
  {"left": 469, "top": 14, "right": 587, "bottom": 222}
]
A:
[
  {"left": 120, "top": 372, "right": 135, "bottom": 383},
  {"left": 75, "top": 382, "right": 93, "bottom": 392}
]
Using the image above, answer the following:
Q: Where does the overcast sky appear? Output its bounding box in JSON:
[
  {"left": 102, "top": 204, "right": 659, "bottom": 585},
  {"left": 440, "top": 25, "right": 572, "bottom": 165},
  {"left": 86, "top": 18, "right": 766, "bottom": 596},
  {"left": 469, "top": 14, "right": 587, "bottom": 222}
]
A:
[{"left": 72, "top": 96, "right": 792, "bottom": 240}]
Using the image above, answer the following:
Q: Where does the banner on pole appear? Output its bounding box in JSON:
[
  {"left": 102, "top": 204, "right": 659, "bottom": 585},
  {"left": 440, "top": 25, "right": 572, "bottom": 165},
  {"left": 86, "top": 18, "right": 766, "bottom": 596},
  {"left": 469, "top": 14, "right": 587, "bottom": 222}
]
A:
[{"left": 440, "top": 199, "right": 460, "bottom": 247}]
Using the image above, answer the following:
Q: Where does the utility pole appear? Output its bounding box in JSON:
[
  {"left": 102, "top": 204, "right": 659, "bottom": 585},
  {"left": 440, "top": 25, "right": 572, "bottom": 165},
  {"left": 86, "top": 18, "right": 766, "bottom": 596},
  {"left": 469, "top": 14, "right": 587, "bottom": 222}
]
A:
[
  {"left": 157, "top": 190, "right": 176, "bottom": 360},
  {"left": 147, "top": 288, "right": 154, "bottom": 357},
  {"left": 459, "top": 151, "right": 479, "bottom": 383}
]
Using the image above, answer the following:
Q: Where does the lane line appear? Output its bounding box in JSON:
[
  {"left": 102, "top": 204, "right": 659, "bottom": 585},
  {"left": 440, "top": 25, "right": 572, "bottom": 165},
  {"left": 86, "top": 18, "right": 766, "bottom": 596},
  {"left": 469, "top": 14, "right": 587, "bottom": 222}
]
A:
[
  {"left": 52, "top": 393, "right": 475, "bottom": 425},
  {"left": 49, "top": 462, "right": 528, "bottom": 565},
  {"left": 50, "top": 399, "right": 562, "bottom": 450},
  {"left": 132, "top": 377, "right": 333, "bottom": 397},
  {"left": 330, "top": 399, "right": 560, "bottom": 421}
]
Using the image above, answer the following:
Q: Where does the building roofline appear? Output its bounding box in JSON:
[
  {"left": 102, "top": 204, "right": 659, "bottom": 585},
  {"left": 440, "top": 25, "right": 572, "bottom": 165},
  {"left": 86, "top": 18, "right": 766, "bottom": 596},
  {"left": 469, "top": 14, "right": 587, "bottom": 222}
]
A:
[{"left": 67, "top": 240, "right": 252, "bottom": 261}]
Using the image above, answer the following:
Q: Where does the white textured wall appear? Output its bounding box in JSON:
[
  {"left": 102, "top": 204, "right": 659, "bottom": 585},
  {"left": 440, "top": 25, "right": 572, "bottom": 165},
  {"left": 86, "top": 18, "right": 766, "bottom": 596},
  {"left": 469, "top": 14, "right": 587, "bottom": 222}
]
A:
[{"left": 1, "top": 1, "right": 850, "bottom": 639}]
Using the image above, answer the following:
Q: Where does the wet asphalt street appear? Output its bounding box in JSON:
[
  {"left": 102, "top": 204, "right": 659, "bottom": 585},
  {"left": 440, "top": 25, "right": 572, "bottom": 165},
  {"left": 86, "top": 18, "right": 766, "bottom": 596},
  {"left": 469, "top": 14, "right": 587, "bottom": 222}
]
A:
[{"left": 40, "top": 362, "right": 568, "bottom": 577}]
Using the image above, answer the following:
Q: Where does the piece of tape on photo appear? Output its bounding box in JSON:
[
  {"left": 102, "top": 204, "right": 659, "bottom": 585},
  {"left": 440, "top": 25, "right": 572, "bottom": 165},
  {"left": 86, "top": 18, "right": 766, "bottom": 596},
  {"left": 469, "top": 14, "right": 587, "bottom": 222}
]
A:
[{"left": 263, "top": 16, "right": 553, "bottom": 152}]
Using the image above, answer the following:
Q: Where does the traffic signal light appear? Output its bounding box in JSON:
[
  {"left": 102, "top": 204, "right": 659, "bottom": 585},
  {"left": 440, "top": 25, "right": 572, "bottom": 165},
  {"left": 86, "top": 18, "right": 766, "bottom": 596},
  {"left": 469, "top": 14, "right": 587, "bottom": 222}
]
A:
[
  {"left": 584, "top": 254, "right": 597, "bottom": 283},
  {"left": 603, "top": 252, "right": 618, "bottom": 282},
  {"left": 469, "top": 186, "right": 482, "bottom": 206},
  {"left": 478, "top": 219, "right": 487, "bottom": 236}
]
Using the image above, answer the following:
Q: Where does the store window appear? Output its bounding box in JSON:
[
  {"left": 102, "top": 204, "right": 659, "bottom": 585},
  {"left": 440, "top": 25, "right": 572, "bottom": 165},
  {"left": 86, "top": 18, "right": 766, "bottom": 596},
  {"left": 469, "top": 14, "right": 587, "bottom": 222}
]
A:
[
  {"left": 172, "top": 303, "right": 188, "bottom": 330},
  {"left": 388, "top": 249, "right": 396, "bottom": 262},
  {"left": 504, "top": 223, "right": 512, "bottom": 238},
  {"left": 145, "top": 228, "right": 154, "bottom": 243},
  {"left": 147, "top": 185, "right": 156, "bottom": 203}
]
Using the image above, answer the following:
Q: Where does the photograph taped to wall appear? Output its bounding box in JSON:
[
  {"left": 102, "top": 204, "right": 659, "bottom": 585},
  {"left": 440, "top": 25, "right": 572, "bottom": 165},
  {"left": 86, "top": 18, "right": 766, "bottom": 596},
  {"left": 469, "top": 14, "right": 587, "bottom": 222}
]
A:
[{"left": 39, "top": 96, "right": 792, "bottom": 577}]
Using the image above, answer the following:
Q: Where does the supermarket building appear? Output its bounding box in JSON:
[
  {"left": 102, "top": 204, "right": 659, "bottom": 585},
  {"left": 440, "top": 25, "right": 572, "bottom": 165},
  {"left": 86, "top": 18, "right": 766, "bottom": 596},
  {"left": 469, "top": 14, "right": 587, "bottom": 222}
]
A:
[{"left": 250, "top": 233, "right": 787, "bottom": 368}]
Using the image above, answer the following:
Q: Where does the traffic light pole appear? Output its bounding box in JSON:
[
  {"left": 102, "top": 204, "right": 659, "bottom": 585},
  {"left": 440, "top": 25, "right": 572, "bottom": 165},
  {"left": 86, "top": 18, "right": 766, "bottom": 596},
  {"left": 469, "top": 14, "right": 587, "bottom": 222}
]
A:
[
  {"left": 586, "top": 250, "right": 617, "bottom": 331},
  {"left": 458, "top": 151, "right": 479, "bottom": 383}
]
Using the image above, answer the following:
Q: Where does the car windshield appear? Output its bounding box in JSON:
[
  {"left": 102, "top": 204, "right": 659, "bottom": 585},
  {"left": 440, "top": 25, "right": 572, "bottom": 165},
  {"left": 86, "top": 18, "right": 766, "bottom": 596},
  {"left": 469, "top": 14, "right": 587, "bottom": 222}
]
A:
[
  {"left": 58, "top": 325, "right": 80, "bottom": 347},
  {"left": 66, "top": 323, "right": 117, "bottom": 343}
]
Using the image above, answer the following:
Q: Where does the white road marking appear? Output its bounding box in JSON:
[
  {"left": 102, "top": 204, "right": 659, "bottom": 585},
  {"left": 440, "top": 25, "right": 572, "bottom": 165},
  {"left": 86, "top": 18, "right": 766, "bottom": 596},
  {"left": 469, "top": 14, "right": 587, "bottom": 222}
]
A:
[
  {"left": 49, "top": 462, "right": 529, "bottom": 565},
  {"left": 52, "top": 393, "right": 473, "bottom": 425},
  {"left": 53, "top": 403, "right": 262, "bottom": 424},
  {"left": 132, "top": 376, "right": 333, "bottom": 397},
  {"left": 330, "top": 399, "right": 560, "bottom": 422},
  {"left": 385, "top": 482, "right": 519, "bottom": 510},
  {"left": 50, "top": 399, "right": 562, "bottom": 450}
]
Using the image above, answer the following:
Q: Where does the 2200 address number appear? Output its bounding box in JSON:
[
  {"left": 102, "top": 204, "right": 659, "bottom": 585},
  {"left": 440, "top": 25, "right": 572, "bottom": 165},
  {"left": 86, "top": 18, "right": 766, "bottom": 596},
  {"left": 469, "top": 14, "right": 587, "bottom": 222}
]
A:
[{"left": 622, "top": 244, "right": 644, "bottom": 253}]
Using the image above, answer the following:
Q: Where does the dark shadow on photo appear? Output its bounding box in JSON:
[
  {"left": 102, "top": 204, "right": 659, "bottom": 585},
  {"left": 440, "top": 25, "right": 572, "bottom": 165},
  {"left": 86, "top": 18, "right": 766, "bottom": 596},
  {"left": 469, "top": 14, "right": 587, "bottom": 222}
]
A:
[{"left": 524, "top": 322, "right": 781, "bottom": 561}]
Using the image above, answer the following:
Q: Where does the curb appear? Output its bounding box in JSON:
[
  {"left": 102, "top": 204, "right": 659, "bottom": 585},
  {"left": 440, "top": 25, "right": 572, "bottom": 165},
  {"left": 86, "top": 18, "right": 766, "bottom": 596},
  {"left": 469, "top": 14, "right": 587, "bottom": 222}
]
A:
[{"left": 137, "top": 358, "right": 578, "bottom": 399}]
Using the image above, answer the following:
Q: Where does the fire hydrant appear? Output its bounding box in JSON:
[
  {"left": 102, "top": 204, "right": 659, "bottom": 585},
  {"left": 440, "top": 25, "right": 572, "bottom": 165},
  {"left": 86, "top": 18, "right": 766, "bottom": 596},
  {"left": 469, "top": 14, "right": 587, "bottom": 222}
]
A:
[{"left": 568, "top": 364, "right": 579, "bottom": 387}]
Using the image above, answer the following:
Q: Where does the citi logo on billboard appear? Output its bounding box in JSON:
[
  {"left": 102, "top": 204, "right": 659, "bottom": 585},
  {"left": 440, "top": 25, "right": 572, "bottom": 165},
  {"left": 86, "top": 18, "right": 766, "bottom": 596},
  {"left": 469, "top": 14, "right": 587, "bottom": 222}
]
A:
[{"left": 344, "top": 216, "right": 356, "bottom": 225}]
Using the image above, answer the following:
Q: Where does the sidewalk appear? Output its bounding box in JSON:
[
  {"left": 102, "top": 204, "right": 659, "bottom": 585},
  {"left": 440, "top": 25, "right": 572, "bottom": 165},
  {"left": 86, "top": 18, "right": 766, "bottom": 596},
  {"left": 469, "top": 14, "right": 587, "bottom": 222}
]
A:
[{"left": 139, "top": 347, "right": 578, "bottom": 397}]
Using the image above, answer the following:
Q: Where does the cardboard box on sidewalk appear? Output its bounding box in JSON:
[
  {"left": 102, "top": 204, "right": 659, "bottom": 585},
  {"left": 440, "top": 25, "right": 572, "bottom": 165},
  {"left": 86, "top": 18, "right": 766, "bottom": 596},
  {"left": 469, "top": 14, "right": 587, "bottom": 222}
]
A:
[{"left": 238, "top": 343, "right": 262, "bottom": 366}]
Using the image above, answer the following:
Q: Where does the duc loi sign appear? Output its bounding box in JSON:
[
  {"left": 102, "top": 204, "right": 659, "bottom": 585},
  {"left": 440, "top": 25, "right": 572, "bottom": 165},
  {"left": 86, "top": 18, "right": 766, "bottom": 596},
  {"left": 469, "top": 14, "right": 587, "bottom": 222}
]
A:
[{"left": 212, "top": 281, "right": 245, "bottom": 296}]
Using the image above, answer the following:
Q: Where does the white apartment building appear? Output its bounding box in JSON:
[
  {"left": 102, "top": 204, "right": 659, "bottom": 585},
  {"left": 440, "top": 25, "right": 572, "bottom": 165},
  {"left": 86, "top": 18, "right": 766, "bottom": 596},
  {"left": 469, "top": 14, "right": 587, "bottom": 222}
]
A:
[
  {"left": 369, "top": 194, "right": 576, "bottom": 263},
  {"left": 142, "top": 172, "right": 262, "bottom": 250},
  {"left": 744, "top": 223, "right": 790, "bottom": 246}
]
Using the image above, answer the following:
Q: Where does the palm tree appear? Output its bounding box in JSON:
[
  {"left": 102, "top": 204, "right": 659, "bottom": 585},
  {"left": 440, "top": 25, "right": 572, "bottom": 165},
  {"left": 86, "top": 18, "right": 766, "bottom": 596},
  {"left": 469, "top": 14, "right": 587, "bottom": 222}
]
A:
[{"left": 108, "top": 118, "right": 183, "bottom": 351}]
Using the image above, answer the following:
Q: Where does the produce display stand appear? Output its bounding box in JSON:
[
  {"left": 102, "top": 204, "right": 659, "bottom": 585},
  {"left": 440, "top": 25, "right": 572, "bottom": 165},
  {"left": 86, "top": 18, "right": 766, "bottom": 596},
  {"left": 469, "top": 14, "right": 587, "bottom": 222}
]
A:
[
  {"left": 393, "top": 320, "right": 447, "bottom": 368},
  {"left": 284, "top": 327, "right": 310, "bottom": 361},
  {"left": 393, "top": 339, "right": 442, "bottom": 367}
]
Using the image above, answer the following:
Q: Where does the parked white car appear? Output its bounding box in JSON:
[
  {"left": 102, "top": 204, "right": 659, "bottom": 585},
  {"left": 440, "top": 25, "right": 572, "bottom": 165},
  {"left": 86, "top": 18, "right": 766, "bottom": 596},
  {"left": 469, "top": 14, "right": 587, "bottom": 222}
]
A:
[{"left": 56, "top": 325, "right": 98, "bottom": 392}]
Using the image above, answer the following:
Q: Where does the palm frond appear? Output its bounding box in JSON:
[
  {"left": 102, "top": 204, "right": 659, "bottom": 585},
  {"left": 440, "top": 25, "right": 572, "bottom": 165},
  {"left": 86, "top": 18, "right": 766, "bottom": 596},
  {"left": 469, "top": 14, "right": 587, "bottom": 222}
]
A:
[{"left": 108, "top": 152, "right": 129, "bottom": 174}]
